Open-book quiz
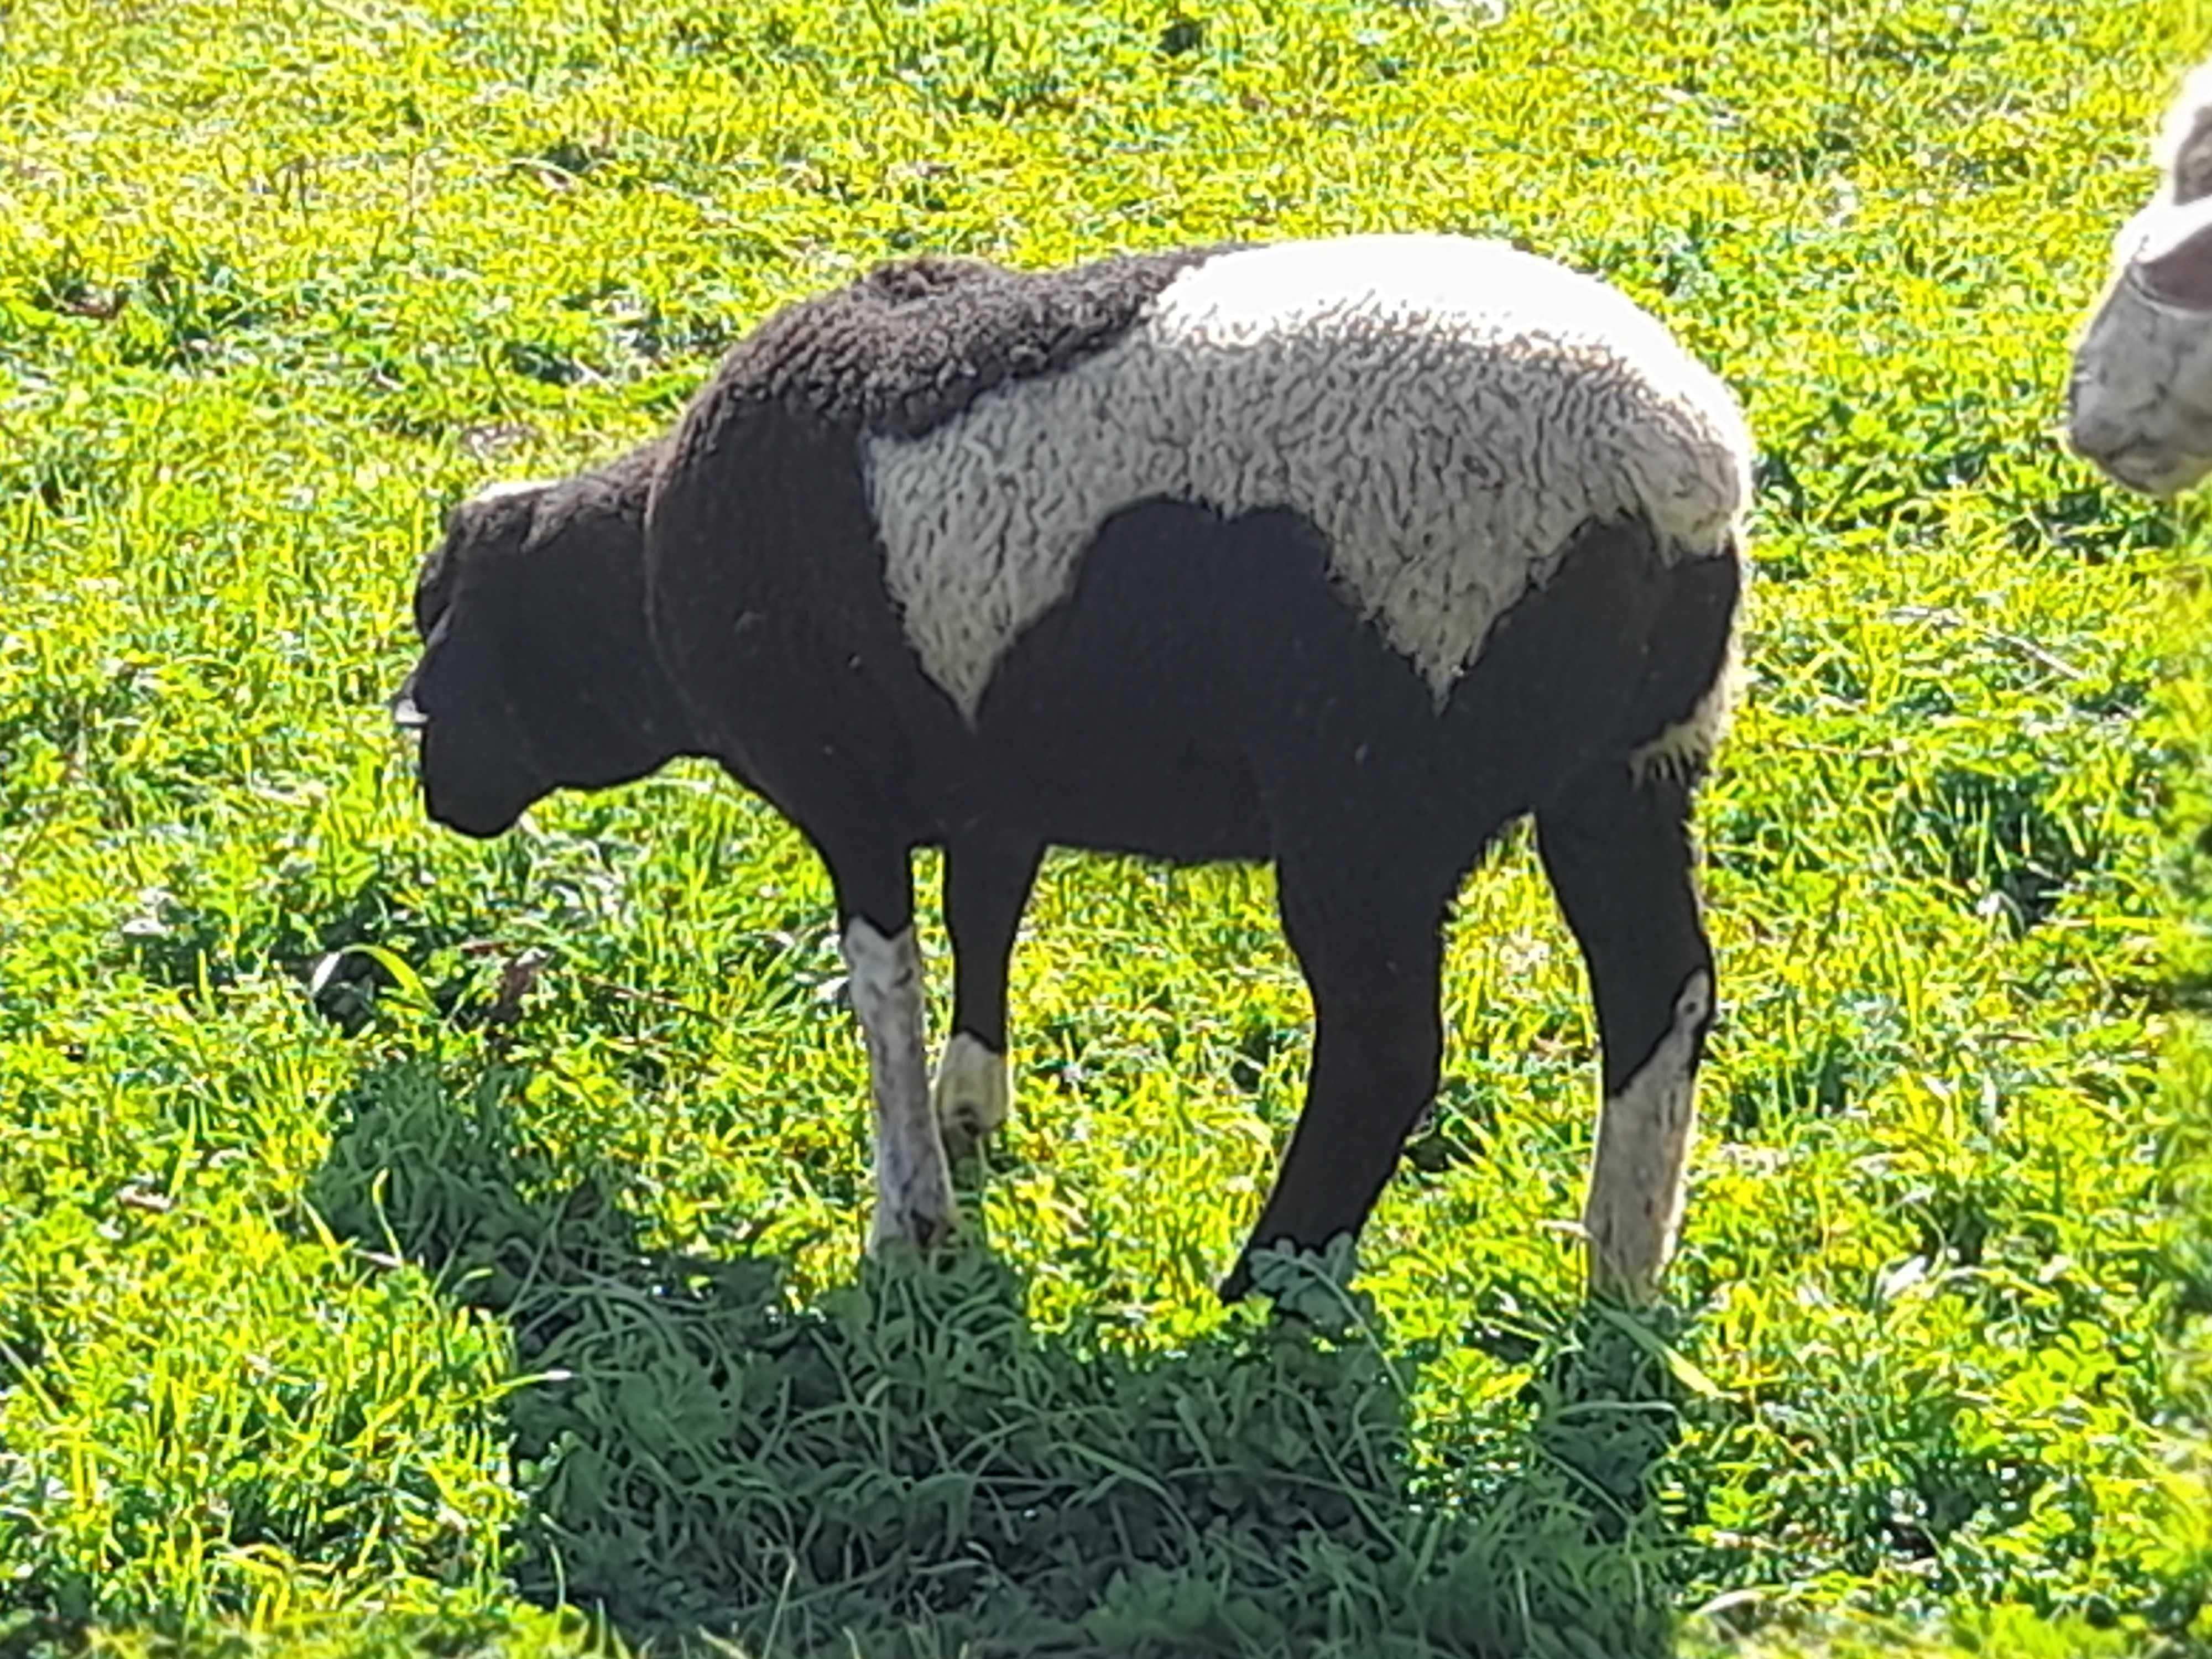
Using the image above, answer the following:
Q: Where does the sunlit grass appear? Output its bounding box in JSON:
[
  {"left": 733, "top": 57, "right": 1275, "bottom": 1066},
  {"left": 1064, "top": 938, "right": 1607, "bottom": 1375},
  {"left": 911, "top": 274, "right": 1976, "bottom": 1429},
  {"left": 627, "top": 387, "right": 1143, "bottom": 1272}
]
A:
[{"left": 0, "top": 0, "right": 2206, "bottom": 1654}]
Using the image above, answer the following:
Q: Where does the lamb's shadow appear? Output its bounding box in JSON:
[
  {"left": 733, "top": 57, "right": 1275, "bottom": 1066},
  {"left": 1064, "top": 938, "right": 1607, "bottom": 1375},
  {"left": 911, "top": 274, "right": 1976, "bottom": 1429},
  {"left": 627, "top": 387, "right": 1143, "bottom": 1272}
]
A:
[{"left": 307, "top": 1059, "right": 1698, "bottom": 1658}]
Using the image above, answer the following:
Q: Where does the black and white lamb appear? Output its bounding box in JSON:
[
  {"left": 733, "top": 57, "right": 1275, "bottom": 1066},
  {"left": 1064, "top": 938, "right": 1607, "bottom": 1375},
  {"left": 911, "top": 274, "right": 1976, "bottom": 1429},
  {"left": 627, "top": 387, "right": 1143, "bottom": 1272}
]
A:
[
  {"left": 2070, "top": 56, "right": 2212, "bottom": 495},
  {"left": 396, "top": 232, "right": 1755, "bottom": 1305}
]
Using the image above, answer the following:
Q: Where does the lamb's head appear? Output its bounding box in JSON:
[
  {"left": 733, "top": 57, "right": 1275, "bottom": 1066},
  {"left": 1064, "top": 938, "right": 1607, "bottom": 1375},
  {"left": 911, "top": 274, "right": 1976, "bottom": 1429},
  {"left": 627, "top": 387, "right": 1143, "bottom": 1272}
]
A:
[
  {"left": 394, "top": 448, "right": 693, "bottom": 839},
  {"left": 2068, "top": 195, "right": 2212, "bottom": 496},
  {"left": 2067, "top": 60, "right": 2212, "bottom": 497}
]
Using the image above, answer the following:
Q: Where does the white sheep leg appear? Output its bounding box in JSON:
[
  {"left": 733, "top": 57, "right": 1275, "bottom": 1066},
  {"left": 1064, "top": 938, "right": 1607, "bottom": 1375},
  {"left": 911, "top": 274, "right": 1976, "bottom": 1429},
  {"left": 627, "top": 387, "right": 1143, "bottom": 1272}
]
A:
[
  {"left": 1582, "top": 970, "right": 1710, "bottom": 1303},
  {"left": 841, "top": 917, "right": 958, "bottom": 1249}
]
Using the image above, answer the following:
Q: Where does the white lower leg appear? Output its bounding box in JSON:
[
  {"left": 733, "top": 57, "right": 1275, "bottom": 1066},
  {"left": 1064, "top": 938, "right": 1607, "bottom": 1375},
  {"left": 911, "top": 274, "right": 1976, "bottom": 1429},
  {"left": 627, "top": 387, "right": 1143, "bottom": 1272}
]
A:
[
  {"left": 841, "top": 919, "right": 956, "bottom": 1249},
  {"left": 933, "top": 1030, "right": 1009, "bottom": 1154},
  {"left": 1583, "top": 970, "right": 1713, "bottom": 1303}
]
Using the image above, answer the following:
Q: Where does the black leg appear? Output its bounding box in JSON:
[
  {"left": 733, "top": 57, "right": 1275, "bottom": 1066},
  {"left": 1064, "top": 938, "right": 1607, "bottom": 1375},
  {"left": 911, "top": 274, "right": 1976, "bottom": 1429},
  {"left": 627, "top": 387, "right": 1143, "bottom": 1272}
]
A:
[
  {"left": 1535, "top": 762, "right": 1716, "bottom": 1304},
  {"left": 1221, "top": 839, "right": 1463, "bottom": 1300},
  {"left": 936, "top": 832, "right": 1044, "bottom": 1157}
]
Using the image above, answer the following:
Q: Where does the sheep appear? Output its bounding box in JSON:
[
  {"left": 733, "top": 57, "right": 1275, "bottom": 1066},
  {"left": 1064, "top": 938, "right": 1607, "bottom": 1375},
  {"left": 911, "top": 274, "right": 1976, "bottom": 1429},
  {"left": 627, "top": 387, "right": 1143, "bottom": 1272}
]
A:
[
  {"left": 2068, "top": 56, "right": 2212, "bottom": 495},
  {"left": 396, "top": 232, "right": 1755, "bottom": 1306}
]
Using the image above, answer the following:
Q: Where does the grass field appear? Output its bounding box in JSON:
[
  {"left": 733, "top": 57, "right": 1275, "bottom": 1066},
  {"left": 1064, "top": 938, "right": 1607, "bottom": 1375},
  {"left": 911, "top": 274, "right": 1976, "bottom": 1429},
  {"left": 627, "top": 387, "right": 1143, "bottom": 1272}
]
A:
[{"left": 2, "top": 0, "right": 2209, "bottom": 1653}]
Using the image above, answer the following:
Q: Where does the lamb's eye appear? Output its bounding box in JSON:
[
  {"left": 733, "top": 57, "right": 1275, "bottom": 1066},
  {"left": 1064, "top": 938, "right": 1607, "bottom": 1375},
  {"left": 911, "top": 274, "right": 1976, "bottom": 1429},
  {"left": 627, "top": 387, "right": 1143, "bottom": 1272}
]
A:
[{"left": 414, "top": 575, "right": 453, "bottom": 641}]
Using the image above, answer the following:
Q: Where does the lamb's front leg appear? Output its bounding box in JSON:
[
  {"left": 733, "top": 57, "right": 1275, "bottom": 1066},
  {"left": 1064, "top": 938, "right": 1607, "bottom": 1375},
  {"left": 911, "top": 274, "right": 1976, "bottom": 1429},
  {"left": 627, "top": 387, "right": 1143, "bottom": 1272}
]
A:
[
  {"left": 936, "top": 832, "right": 1042, "bottom": 1158},
  {"left": 830, "top": 848, "right": 957, "bottom": 1249}
]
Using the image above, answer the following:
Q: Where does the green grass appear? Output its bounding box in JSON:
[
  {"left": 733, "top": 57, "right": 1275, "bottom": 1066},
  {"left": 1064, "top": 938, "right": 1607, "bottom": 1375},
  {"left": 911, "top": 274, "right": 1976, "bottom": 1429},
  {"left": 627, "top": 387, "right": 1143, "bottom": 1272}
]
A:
[{"left": 1, "top": 0, "right": 2208, "bottom": 1653}]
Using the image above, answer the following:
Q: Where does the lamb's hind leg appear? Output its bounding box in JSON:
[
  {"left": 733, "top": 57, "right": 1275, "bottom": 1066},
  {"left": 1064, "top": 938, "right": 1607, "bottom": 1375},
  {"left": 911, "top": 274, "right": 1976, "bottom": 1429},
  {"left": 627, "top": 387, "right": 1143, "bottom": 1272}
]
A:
[
  {"left": 936, "top": 832, "right": 1043, "bottom": 1157},
  {"left": 1536, "top": 762, "right": 1716, "bottom": 1305},
  {"left": 1220, "top": 831, "right": 1467, "bottom": 1301}
]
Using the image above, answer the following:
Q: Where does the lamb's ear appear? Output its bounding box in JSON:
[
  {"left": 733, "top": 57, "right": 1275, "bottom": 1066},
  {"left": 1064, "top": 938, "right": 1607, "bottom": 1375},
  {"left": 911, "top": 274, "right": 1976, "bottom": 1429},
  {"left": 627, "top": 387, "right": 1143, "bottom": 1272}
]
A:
[
  {"left": 2137, "top": 201, "right": 2212, "bottom": 310},
  {"left": 447, "top": 479, "right": 555, "bottom": 564},
  {"left": 2162, "top": 62, "right": 2212, "bottom": 204}
]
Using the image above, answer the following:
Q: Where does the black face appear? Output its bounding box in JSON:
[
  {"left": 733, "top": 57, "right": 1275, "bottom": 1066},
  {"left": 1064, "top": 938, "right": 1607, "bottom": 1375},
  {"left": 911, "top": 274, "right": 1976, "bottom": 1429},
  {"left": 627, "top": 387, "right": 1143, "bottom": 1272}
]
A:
[
  {"left": 396, "top": 488, "right": 562, "bottom": 838},
  {"left": 395, "top": 451, "right": 691, "bottom": 840}
]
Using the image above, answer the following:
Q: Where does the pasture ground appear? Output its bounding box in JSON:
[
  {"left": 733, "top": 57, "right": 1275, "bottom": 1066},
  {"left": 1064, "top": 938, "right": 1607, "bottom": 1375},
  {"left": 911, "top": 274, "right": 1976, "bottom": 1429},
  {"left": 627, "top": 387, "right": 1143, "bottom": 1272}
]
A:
[{"left": 1, "top": 0, "right": 2208, "bottom": 1653}]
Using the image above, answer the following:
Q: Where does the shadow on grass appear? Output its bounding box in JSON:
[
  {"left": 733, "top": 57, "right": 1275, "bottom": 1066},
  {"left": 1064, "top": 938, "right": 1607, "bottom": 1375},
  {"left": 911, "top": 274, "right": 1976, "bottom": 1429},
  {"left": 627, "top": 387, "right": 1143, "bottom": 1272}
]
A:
[{"left": 305, "top": 1059, "right": 1697, "bottom": 1659}]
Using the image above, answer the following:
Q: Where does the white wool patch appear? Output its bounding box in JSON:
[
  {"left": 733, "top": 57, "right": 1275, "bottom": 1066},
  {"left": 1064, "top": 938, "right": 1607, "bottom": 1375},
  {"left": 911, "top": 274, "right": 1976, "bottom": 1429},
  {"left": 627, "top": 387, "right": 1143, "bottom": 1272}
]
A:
[
  {"left": 1582, "top": 969, "right": 1710, "bottom": 1304},
  {"left": 932, "top": 1030, "right": 1009, "bottom": 1152},
  {"left": 864, "top": 234, "right": 1754, "bottom": 719},
  {"left": 2069, "top": 203, "right": 2212, "bottom": 497},
  {"left": 841, "top": 919, "right": 957, "bottom": 1248}
]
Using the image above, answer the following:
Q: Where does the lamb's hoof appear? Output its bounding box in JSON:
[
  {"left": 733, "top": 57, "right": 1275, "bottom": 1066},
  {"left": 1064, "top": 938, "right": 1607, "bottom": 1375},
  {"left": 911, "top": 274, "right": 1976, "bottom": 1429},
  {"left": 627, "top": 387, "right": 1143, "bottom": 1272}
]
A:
[
  {"left": 1584, "top": 1245, "right": 1663, "bottom": 1309},
  {"left": 870, "top": 1196, "right": 959, "bottom": 1253},
  {"left": 869, "top": 1151, "right": 961, "bottom": 1251},
  {"left": 933, "top": 1032, "right": 1009, "bottom": 1161},
  {"left": 1217, "top": 1255, "right": 1255, "bottom": 1303}
]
